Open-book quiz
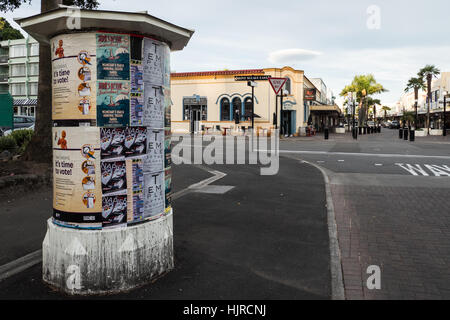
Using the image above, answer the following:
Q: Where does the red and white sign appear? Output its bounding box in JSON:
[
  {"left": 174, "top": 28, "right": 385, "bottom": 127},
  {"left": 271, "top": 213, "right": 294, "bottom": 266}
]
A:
[{"left": 268, "top": 78, "right": 287, "bottom": 95}]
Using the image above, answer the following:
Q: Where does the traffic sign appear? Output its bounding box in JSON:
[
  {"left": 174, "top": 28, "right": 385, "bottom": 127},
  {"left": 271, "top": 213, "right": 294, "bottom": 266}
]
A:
[{"left": 268, "top": 77, "right": 287, "bottom": 95}]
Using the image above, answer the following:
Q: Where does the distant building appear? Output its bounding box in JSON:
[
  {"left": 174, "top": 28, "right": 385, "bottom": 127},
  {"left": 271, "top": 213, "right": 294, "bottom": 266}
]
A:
[
  {"left": 170, "top": 66, "right": 341, "bottom": 135},
  {"left": 0, "top": 37, "right": 39, "bottom": 117}
]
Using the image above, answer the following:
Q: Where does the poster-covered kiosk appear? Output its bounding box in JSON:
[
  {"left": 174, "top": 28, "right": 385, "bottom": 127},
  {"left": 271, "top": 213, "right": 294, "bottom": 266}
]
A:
[{"left": 16, "top": 7, "right": 193, "bottom": 295}]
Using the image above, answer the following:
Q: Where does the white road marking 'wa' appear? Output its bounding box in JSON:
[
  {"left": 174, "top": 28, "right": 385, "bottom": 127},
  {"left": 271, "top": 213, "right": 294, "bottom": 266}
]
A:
[
  {"left": 269, "top": 150, "right": 450, "bottom": 160},
  {"left": 395, "top": 163, "right": 450, "bottom": 176}
]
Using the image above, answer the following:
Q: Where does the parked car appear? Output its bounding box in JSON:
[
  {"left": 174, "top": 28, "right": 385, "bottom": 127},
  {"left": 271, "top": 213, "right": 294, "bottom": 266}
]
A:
[
  {"left": 0, "top": 116, "right": 35, "bottom": 133},
  {"left": 367, "top": 121, "right": 375, "bottom": 127},
  {"left": 389, "top": 120, "right": 400, "bottom": 129},
  {"left": 3, "top": 124, "right": 35, "bottom": 136}
]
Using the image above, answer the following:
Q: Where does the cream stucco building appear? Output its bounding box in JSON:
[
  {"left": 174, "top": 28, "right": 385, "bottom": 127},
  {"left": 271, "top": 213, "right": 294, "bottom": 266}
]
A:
[{"left": 170, "top": 66, "right": 338, "bottom": 135}]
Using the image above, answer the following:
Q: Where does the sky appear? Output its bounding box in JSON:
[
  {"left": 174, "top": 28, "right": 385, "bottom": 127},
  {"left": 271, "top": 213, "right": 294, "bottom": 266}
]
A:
[{"left": 2, "top": 0, "right": 450, "bottom": 107}]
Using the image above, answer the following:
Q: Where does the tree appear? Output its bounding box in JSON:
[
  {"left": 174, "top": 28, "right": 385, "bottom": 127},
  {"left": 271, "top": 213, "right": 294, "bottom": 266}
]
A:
[
  {"left": 0, "top": 17, "right": 24, "bottom": 40},
  {"left": 404, "top": 77, "right": 426, "bottom": 128},
  {"left": 1, "top": 0, "right": 99, "bottom": 164},
  {"left": 418, "top": 65, "right": 440, "bottom": 134},
  {"left": 381, "top": 106, "right": 391, "bottom": 120},
  {"left": 340, "top": 74, "right": 387, "bottom": 126},
  {"left": 366, "top": 97, "right": 380, "bottom": 121}
]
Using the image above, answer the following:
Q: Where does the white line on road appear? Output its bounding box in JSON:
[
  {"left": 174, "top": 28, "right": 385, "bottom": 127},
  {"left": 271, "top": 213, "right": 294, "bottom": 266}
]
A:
[
  {"left": 265, "top": 149, "right": 450, "bottom": 160},
  {"left": 375, "top": 164, "right": 383, "bottom": 166},
  {"left": 338, "top": 160, "right": 345, "bottom": 162}
]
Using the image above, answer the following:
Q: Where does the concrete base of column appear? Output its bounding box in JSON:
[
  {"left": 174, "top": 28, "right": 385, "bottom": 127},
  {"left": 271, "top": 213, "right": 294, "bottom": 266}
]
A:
[{"left": 42, "top": 209, "right": 174, "bottom": 295}]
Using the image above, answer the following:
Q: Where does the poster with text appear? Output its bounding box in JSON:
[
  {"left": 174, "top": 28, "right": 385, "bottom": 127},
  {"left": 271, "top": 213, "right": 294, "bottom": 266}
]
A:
[
  {"left": 165, "top": 167, "right": 172, "bottom": 211},
  {"left": 130, "top": 93, "right": 144, "bottom": 126},
  {"left": 97, "top": 81, "right": 130, "bottom": 127},
  {"left": 143, "top": 38, "right": 163, "bottom": 86},
  {"left": 131, "top": 60, "right": 144, "bottom": 92},
  {"left": 124, "top": 127, "right": 147, "bottom": 158},
  {"left": 126, "top": 159, "right": 144, "bottom": 222},
  {"left": 101, "top": 127, "right": 126, "bottom": 160},
  {"left": 101, "top": 160, "right": 127, "bottom": 195},
  {"left": 96, "top": 33, "right": 130, "bottom": 80},
  {"left": 52, "top": 126, "right": 102, "bottom": 224},
  {"left": 102, "top": 194, "right": 127, "bottom": 228},
  {"left": 164, "top": 128, "right": 172, "bottom": 168},
  {"left": 143, "top": 171, "right": 164, "bottom": 219},
  {"left": 163, "top": 43, "right": 171, "bottom": 88},
  {"left": 143, "top": 85, "right": 164, "bottom": 128},
  {"left": 51, "top": 33, "right": 97, "bottom": 121},
  {"left": 144, "top": 129, "right": 164, "bottom": 173}
]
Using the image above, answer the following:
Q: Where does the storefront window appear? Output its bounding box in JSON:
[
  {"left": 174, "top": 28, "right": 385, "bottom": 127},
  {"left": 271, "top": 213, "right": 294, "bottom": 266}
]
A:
[
  {"left": 29, "top": 82, "right": 38, "bottom": 95},
  {"left": 284, "top": 77, "right": 291, "bottom": 94},
  {"left": 231, "top": 97, "right": 241, "bottom": 120},
  {"left": 11, "top": 83, "right": 26, "bottom": 95},
  {"left": 244, "top": 97, "right": 252, "bottom": 121},
  {"left": 11, "top": 64, "right": 26, "bottom": 77},
  {"left": 30, "top": 43, "right": 39, "bottom": 56},
  {"left": 220, "top": 98, "right": 230, "bottom": 121},
  {"left": 28, "top": 63, "right": 39, "bottom": 76}
]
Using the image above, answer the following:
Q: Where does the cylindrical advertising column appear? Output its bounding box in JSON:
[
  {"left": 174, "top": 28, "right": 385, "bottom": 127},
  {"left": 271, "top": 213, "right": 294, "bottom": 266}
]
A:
[{"left": 43, "top": 31, "right": 174, "bottom": 294}]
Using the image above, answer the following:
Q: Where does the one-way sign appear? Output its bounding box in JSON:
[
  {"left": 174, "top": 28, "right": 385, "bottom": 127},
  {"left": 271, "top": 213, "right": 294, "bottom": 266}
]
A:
[{"left": 235, "top": 75, "right": 271, "bottom": 81}]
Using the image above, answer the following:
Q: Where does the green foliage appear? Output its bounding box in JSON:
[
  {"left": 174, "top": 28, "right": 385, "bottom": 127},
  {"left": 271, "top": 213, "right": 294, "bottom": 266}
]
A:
[
  {"left": 10, "top": 128, "right": 33, "bottom": 147},
  {"left": 405, "top": 77, "right": 426, "bottom": 93},
  {"left": 340, "top": 74, "right": 387, "bottom": 100},
  {"left": 0, "top": 0, "right": 99, "bottom": 12},
  {"left": 0, "top": 135, "right": 17, "bottom": 151},
  {"left": 418, "top": 65, "right": 440, "bottom": 80},
  {"left": 0, "top": 17, "right": 23, "bottom": 40}
]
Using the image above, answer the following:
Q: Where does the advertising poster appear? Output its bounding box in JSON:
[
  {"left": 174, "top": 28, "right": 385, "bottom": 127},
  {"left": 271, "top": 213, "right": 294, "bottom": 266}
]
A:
[
  {"left": 143, "top": 171, "right": 164, "bottom": 219},
  {"left": 102, "top": 195, "right": 127, "bottom": 228},
  {"left": 130, "top": 93, "right": 144, "bottom": 126},
  {"left": 162, "top": 44, "right": 171, "bottom": 88},
  {"left": 124, "top": 127, "right": 147, "bottom": 158},
  {"left": 52, "top": 126, "right": 102, "bottom": 224},
  {"left": 101, "top": 160, "right": 127, "bottom": 195},
  {"left": 96, "top": 33, "right": 130, "bottom": 80},
  {"left": 143, "top": 85, "right": 164, "bottom": 128},
  {"left": 97, "top": 81, "right": 130, "bottom": 127},
  {"left": 164, "top": 167, "right": 172, "bottom": 211},
  {"left": 51, "top": 33, "right": 97, "bottom": 121},
  {"left": 131, "top": 60, "right": 143, "bottom": 92},
  {"left": 164, "top": 128, "right": 172, "bottom": 168},
  {"left": 163, "top": 86, "right": 172, "bottom": 128},
  {"left": 101, "top": 127, "right": 126, "bottom": 160},
  {"left": 126, "top": 159, "right": 144, "bottom": 222},
  {"left": 143, "top": 38, "right": 163, "bottom": 86},
  {"left": 144, "top": 129, "right": 164, "bottom": 173}
]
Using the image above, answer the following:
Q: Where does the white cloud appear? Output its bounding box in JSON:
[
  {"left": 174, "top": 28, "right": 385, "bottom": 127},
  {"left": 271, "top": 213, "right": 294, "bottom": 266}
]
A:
[{"left": 267, "top": 48, "right": 323, "bottom": 64}]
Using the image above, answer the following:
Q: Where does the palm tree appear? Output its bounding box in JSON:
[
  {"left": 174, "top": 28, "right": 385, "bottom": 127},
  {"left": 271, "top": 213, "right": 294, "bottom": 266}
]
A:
[
  {"left": 340, "top": 74, "right": 387, "bottom": 126},
  {"left": 381, "top": 106, "right": 391, "bottom": 120},
  {"left": 366, "top": 97, "right": 381, "bottom": 122},
  {"left": 418, "top": 65, "right": 440, "bottom": 134},
  {"left": 404, "top": 77, "right": 426, "bottom": 129}
]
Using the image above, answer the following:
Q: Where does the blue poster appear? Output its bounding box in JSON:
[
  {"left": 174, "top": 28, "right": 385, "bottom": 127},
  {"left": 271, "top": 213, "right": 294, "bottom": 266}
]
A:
[
  {"left": 97, "top": 33, "right": 130, "bottom": 80},
  {"left": 97, "top": 81, "right": 130, "bottom": 127}
]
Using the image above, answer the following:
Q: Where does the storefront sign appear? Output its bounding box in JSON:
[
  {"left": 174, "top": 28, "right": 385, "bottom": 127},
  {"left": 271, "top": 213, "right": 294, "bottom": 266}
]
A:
[
  {"left": 304, "top": 88, "right": 317, "bottom": 101},
  {"left": 235, "top": 75, "right": 271, "bottom": 81}
]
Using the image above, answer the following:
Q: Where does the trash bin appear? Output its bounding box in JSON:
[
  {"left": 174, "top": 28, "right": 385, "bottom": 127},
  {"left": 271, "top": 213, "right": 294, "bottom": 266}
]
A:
[
  {"left": 324, "top": 127, "right": 329, "bottom": 140},
  {"left": 410, "top": 129, "right": 415, "bottom": 142},
  {"left": 399, "top": 128, "right": 403, "bottom": 139}
]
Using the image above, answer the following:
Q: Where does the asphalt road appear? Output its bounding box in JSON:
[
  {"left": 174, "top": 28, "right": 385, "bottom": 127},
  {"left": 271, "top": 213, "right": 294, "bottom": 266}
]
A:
[{"left": 0, "top": 155, "right": 331, "bottom": 299}]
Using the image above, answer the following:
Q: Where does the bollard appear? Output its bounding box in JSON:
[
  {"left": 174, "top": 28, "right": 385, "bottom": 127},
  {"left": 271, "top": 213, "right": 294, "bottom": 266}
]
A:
[
  {"left": 404, "top": 128, "right": 409, "bottom": 140},
  {"left": 363, "top": 127, "right": 367, "bottom": 134},
  {"left": 359, "top": 127, "right": 362, "bottom": 135},
  {"left": 399, "top": 128, "right": 403, "bottom": 139},
  {"left": 410, "top": 129, "right": 415, "bottom": 142},
  {"left": 324, "top": 127, "right": 329, "bottom": 140}
]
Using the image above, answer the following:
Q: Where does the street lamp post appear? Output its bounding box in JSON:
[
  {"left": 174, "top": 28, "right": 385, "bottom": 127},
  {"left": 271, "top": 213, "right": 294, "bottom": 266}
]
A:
[{"left": 443, "top": 90, "right": 448, "bottom": 137}]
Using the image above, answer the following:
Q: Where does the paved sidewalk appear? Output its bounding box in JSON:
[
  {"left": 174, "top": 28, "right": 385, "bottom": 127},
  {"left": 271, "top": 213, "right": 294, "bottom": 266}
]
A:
[{"left": 0, "top": 157, "right": 332, "bottom": 299}]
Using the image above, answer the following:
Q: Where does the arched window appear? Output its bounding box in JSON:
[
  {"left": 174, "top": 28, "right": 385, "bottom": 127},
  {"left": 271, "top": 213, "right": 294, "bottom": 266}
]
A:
[
  {"left": 244, "top": 97, "right": 253, "bottom": 120},
  {"left": 284, "top": 77, "right": 291, "bottom": 95},
  {"left": 231, "top": 97, "right": 241, "bottom": 121},
  {"left": 220, "top": 98, "right": 230, "bottom": 121}
]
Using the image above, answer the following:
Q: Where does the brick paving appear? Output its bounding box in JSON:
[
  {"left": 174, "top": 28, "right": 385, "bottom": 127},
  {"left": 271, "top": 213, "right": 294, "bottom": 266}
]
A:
[{"left": 332, "top": 184, "right": 450, "bottom": 299}]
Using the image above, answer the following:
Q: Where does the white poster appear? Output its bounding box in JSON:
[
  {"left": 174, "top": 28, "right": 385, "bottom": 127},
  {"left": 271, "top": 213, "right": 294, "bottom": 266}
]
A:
[
  {"left": 144, "top": 129, "right": 164, "bottom": 173},
  {"left": 143, "top": 38, "right": 163, "bottom": 86},
  {"left": 143, "top": 85, "right": 164, "bottom": 128},
  {"left": 143, "top": 171, "right": 164, "bottom": 218}
]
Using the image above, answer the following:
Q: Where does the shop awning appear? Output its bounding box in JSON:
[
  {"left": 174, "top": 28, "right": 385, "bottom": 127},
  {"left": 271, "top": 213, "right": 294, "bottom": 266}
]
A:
[
  {"left": 13, "top": 98, "right": 37, "bottom": 106},
  {"left": 310, "top": 105, "right": 342, "bottom": 114}
]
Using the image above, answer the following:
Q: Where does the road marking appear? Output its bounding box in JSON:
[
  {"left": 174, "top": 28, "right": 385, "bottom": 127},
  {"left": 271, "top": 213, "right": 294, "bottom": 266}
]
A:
[
  {"left": 270, "top": 150, "right": 450, "bottom": 160},
  {"left": 395, "top": 163, "right": 450, "bottom": 176},
  {"left": 338, "top": 160, "right": 345, "bottom": 162},
  {"left": 317, "top": 161, "right": 325, "bottom": 163},
  {"left": 0, "top": 164, "right": 228, "bottom": 282},
  {"left": 375, "top": 164, "right": 383, "bottom": 166},
  {"left": 0, "top": 250, "right": 42, "bottom": 282}
]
